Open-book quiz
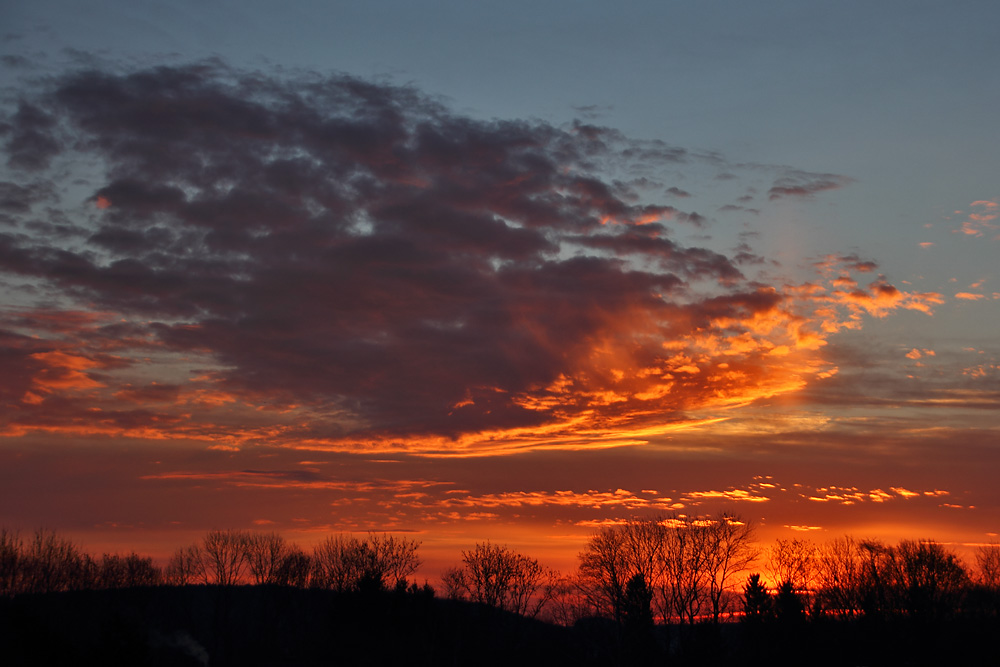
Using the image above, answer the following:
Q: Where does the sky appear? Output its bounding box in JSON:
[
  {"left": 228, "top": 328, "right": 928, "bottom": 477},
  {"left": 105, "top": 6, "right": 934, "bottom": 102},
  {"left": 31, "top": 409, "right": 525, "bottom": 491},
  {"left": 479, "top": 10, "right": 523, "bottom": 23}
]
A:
[{"left": 1, "top": 0, "right": 998, "bottom": 577}]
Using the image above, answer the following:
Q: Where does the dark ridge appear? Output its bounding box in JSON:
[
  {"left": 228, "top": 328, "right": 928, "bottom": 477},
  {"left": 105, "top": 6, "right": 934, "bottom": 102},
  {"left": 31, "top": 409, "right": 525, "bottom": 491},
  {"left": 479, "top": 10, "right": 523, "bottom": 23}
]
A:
[
  {"left": 3, "top": 584, "right": 999, "bottom": 667},
  {"left": 0, "top": 585, "right": 593, "bottom": 667}
]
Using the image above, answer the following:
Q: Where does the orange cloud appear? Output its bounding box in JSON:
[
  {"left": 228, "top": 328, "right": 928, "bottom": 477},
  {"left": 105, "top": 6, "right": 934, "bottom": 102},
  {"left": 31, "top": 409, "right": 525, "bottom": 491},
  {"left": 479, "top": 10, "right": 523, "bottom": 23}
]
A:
[
  {"left": 28, "top": 350, "right": 105, "bottom": 392},
  {"left": 7, "top": 253, "right": 944, "bottom": 457},
  {"left": 954, "top": 199, "right": 1000, "bottom": 237},
  {"left": 684, "top": 489, "right": 769, "bottom": 503}
]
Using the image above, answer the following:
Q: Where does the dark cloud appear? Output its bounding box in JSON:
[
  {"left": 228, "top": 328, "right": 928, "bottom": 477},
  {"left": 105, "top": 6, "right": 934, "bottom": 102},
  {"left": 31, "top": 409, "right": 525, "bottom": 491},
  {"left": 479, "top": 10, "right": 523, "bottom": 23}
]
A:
[
  {"left": 0, "top": 180, "right": 55, "bottom": 213},
  {"left": 718, "top": 204, "right": 760, "bottom": 215},
  {"left": 768, "top": 170, "right": 853, "bottom": 200},
  {"left": 1, "top": 55, "right": 31, "bottom": 68},
  {"left": 816, "top": 253, "right": 878, "bottom": 273},
  {"left": 0, "top": 61, "right": 933, "bottom": 452},
  {"left": 1, "top": 102, "right": 61, "bottom": 171}
]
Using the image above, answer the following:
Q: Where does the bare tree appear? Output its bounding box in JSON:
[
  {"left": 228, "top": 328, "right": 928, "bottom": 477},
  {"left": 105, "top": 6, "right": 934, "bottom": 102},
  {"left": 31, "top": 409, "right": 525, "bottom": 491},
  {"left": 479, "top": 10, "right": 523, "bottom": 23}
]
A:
[
  {"left": 815, "top": 535, "right": 864, "bottom": 618},
  {"left": 367, "top": 532, "right": 421, "bottom": 589},
  {"left": 96, "top": 553, "right": 162, "bottom": 589},
  {"left": 975, "top": 542, "right": 1000, "bottom": 589},
  {"left": 311, "top": 532, "right": 421, "bottom": 592},
  {"left": 201, "top": 529, "right": 251, "bottom": 585},
  {"left": 245, "top": 532, "right": 290, "bottom": 585},
  {"left": 445, "top": 542, "right": 554, "bottom": 617},
  {"left": 767, "top": 538, "right": 818, "bottom": 592},
  {"left": 578, "top": 513, "right": 757, "bottom": 625},
  {"left": 855, "top": 538, "right": 898, "bottom": 618},
  {"left": 165, "top": 544, "right": 205, "bottom": 585},
  {"left": 275, "top": 544, "right": 311, "bottom": 587},
  {"left": 312, "top": 534, "right": 364, "bottom": 591},
  {"left": 21, "top": 529, "right": 87, "bottom": 593},
  {"left": 702, "top": 513, "right": 759, "bottom": 622},
  {"left": 538, "top": 574, "right": 591, "bottom": 626},
  {"left": 0, "top": 528, "right": 23, "bottom": 597},
  {"left": 578, "top": 524, "right": 631, "bottom": 622},
  {"left": 660, "top": 516, "right": 711, "bottom": 624},
  {"left": 894, "top": 539, "right": 968, "bottom": 620}
]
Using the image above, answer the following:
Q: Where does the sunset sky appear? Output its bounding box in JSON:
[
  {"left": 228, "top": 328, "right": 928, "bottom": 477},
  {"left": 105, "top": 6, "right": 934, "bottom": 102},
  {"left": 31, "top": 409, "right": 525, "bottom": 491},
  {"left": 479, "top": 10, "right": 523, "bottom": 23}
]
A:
[{"left": 1, "top": 0, "right": 998, "bottom": 577}]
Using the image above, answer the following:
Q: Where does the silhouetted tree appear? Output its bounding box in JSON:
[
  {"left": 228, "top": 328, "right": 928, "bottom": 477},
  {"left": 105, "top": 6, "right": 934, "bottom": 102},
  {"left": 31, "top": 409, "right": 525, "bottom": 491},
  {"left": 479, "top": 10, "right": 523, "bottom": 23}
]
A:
[
  {"left": 274, "top": 545, "right": 311, "bottom": 587},
  {"left": 245, "top": 531, "right": 291, "bottom": 585},
  {"left": 767, "top": 538, "right": 817, "bottom": 594},
  {"left": 774, "top": 579, "right": 804, "bottom": 623},
  {"left": 21, "top": 529, "right": 87, "bottom": 593},
  {"left": 743, "top": 573, "right": 772, "bottom": 623},
  {"left": 741, "top": 573, "right": 772, "bottom": 666},
  {"left": 703, "top": 513, "right": 759, "bottom": 622},
  {"left": 0, "top": 528, "right": 23, "bottom": 597},
  {"left": 894, "top": 539, "right": 968, "bottom": 622},
  {"left": 578, "top": 513, "right": 758, "bottom": 626},
  {"left": 165, "top": 544, "right": 205, "bottom": 585},
  {"left": 856, "top": 538, "right": 898, "bottom": 619},
  {"left": 815, "top": 535, "right": 970, "bottom": 623},
  {"left": 816, "top": 535, "right": 864, "bottom": 617},
  {"left": 311, "top": 532, "right": 420, "bottom": 592},
  {"left": 577, "top": 524, "right": 634, "bottom": 623},
  {"left": 367, "top": 532, "right": 421, "bottom": 590},
  {"left": 443, "top": 542, "right": 554, "bottom": 617},
  {"left": 975, "top": 542, "right": 1000, "bottom": 590},
  {"left": 622, "top": 573, "right": 656, "bottom": 665},
  {"left": 96, "top": 553, "right": 161, "bottom": 589},
  {"left": 202, "top": 529, "right": 251, "bottom": 585},
  {"left": 538, "top": 574, "right": 590, "bottom": 626},
  {"left": 660, "top": 515, "right": 710, "bottom": 624}
]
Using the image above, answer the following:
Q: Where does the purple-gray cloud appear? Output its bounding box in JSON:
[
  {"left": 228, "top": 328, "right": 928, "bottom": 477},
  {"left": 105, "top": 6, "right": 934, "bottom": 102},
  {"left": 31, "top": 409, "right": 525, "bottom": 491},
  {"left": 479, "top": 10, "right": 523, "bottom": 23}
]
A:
[{"left": 0, "top": 61, "right": 914, "bottom": 450}]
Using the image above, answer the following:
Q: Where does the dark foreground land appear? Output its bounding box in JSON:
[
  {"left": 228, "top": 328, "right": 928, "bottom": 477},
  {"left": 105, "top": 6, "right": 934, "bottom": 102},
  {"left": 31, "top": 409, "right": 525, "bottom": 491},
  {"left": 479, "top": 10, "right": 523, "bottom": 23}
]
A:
[{"left": 2, "top": 586, "right": 998, "bottom": 666}]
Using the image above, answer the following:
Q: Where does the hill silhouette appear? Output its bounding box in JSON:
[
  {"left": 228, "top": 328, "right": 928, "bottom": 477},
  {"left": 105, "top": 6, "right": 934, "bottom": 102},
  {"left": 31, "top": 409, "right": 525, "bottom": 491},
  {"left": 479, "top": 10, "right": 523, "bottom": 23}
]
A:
[{"left": 1, "top": 584, "right": 606, "bottom": 667}]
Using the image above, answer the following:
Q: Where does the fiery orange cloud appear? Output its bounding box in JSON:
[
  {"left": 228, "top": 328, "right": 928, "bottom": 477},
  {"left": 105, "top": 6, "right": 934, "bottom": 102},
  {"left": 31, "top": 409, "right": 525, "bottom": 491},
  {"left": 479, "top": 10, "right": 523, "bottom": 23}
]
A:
[
  {"left": 955, "top": 292, "right": 985, "bottom": 300},
  {"left": 2, "top": 256, "right": 944, "bottom": 457},
  {"left": 683, "top": 489, "right": 769, "bottom": 503},
  {"left": 28, "top": 350, "right": 106, "bottom": 391},
  {"left": 439, "top": 489, "right": 676, "bottom": 511},
  {"left": 805, "top": 486, "right": 948, "bottom": 506}
]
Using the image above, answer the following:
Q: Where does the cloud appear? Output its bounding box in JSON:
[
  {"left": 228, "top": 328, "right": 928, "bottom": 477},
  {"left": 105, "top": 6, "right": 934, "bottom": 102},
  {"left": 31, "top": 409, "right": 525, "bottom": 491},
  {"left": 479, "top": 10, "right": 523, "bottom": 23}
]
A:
[
  {"left": 768, "top": 170, "right": 854, "bottom": 200},
  {"left": 0, "top": 61, "right": 940, "bottom": 455},
  {"left": 683, "top": 489, "right": 769, "bottom": 503},
  {"left": 0, "top": 180, "right": 56, "bottom": 214},
  {"left": 954, "top": 199, "right": 999, "bottom": 238},
  {"left": 952, "top": 199, "right": 1000, "bottom": 240}
]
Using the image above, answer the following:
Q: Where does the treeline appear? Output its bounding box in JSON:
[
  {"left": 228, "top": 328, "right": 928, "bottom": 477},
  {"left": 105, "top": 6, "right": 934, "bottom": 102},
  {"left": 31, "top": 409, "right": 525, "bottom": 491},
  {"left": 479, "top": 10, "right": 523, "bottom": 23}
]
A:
[
  {"left": 0, "top": 528, "right": 160, "bottom": 596},
  {"left": 573, "top": 512, "right": 758, "bottom": 626},
  {"left": 569, "top": 516, "right": 1000, "bottom": 626},
  {"left": 4, "top": 519, "right": 1000, "bottom": 624},
  {"left": 0, "top": 528, "right": 427, "bottom": 596},
  {"left": 747, "top": 534, "right": 1000, "bottom": 621}
]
